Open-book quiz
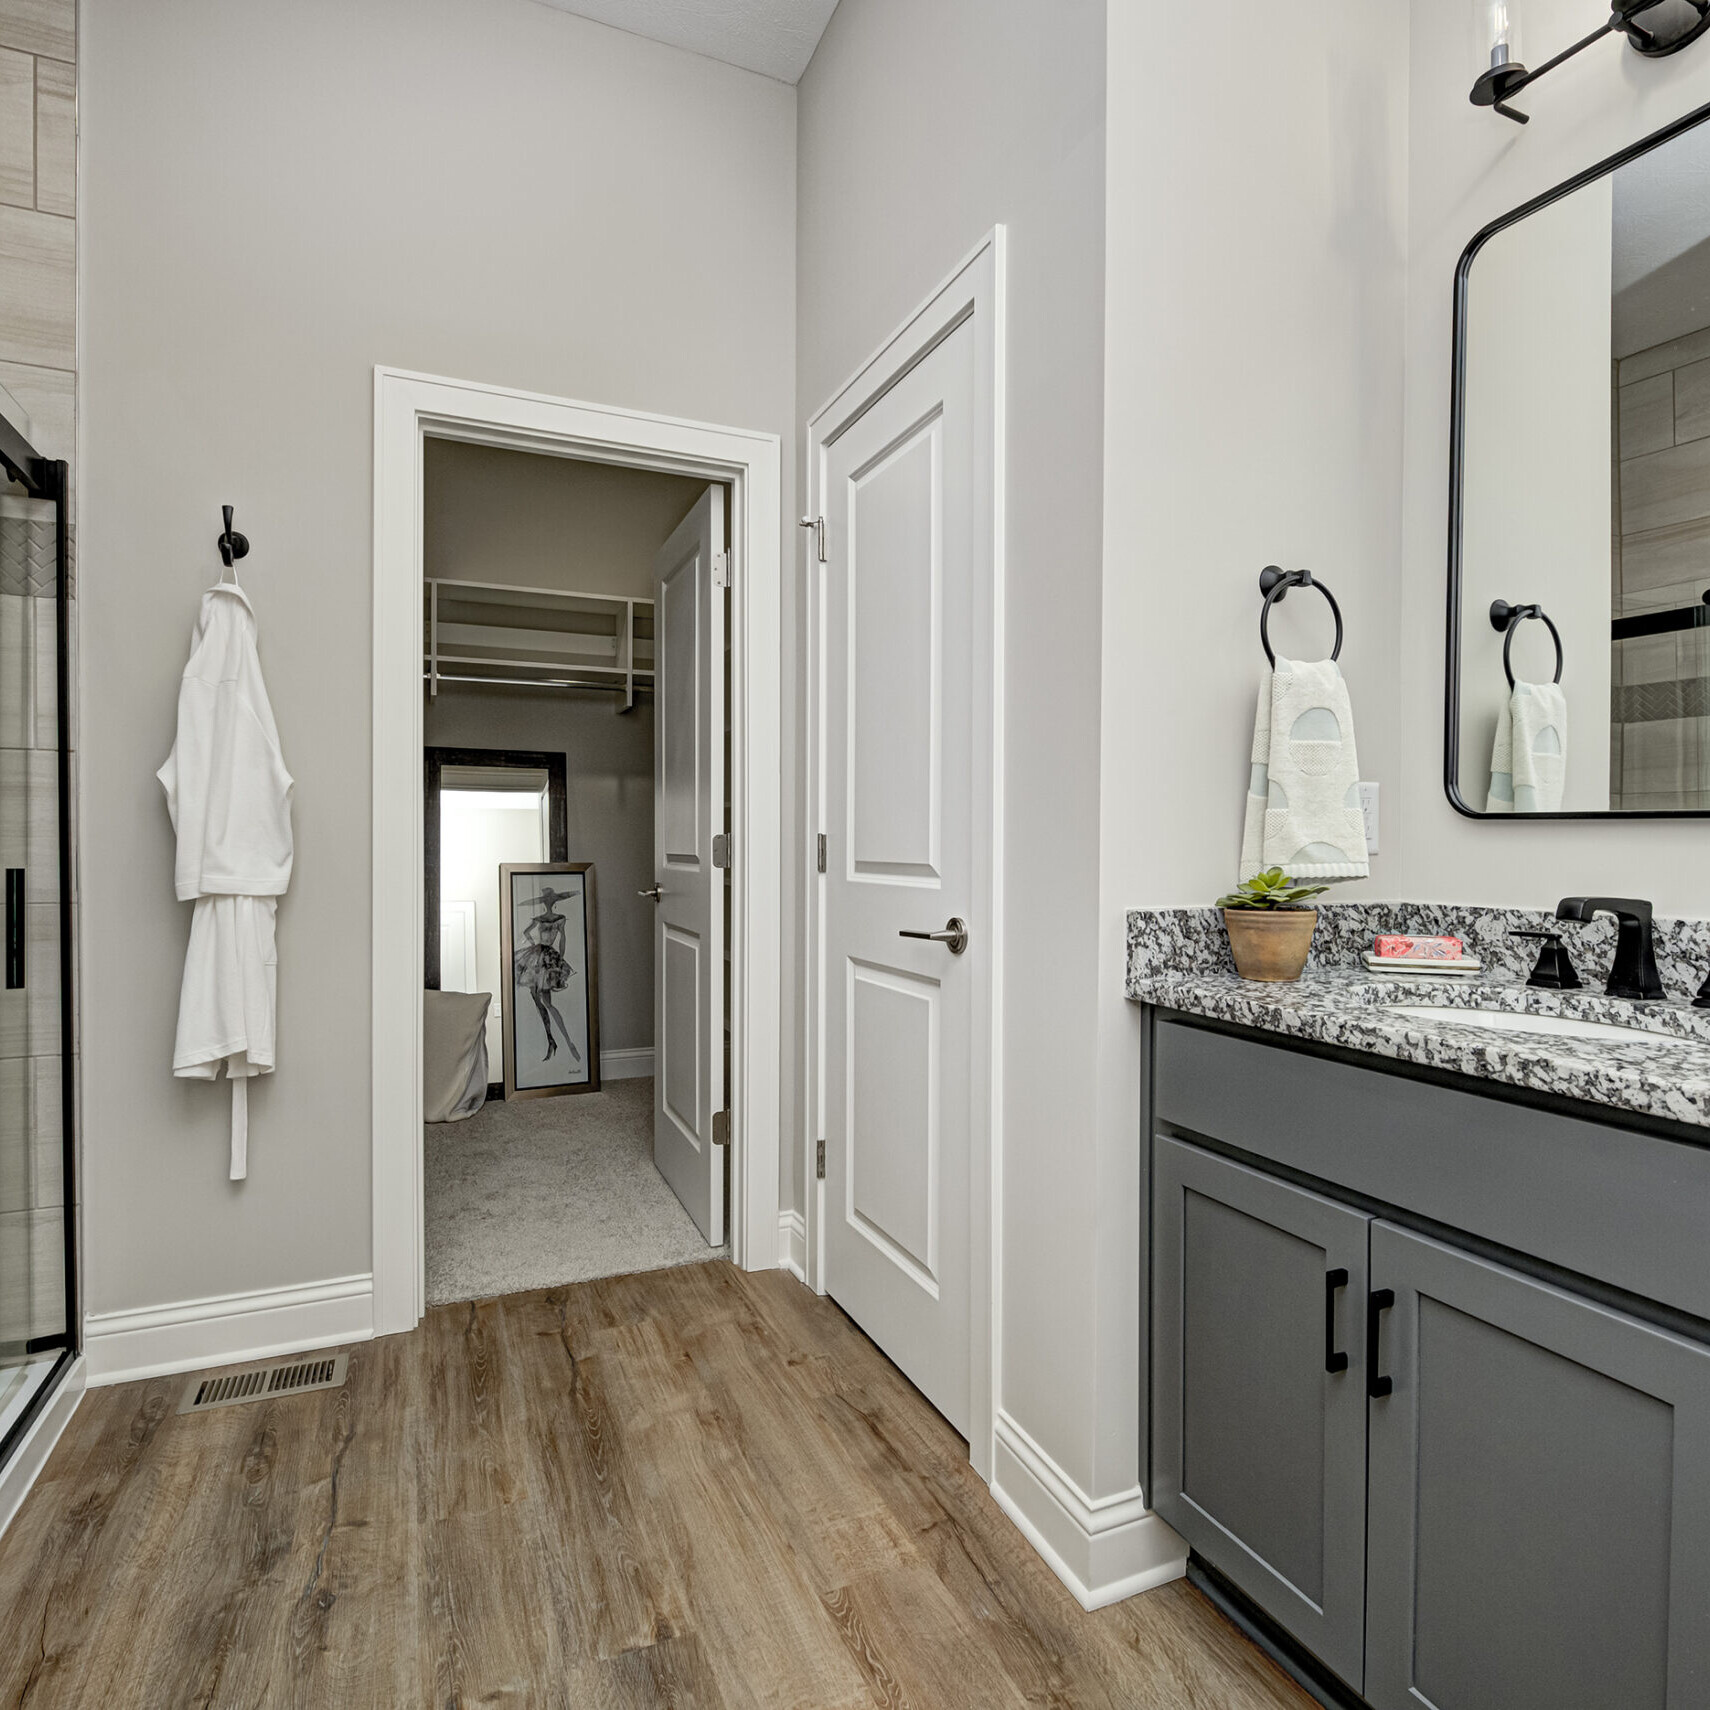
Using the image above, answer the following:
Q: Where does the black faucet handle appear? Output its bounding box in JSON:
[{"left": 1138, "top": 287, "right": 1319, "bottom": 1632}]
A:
[{"left": 1510, "top": 929, "right": 1582, "bottom": 991}]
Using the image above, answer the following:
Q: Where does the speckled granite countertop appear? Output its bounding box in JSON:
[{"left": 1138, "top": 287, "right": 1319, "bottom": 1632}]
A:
[{"left": 1127, "top": 903, "right": 1710, "bottom": 1129}]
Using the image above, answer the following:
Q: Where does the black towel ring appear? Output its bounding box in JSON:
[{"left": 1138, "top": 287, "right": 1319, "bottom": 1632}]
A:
[
  {"left": 1488, "top": 598, "right": 1563, "bottom": 689},
  {"left": 1259, "top": 565, "right": 1343, "bottom": 667}
]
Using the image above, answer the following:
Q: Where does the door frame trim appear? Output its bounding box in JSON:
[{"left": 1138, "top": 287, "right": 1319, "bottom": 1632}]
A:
[
  {"left": 802, "top": 229, "right": 1006, "bottom": 1479},
  {"left": 372, "top": 367, "right": 782, "bottom": 1336}
]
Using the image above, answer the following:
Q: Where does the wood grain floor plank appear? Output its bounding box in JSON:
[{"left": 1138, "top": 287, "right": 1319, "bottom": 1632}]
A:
[
  {"left": 565, "top": 1633, "right": 729, "bottom": 1710},
  {"left": 0, "top": 1262, "right": 1317, "bottom": 1710},
  {"left": 579, "top": 1296, "right": 878, "bottom": 1709},
  {"left": 276, "top": 1336, "right": 420, "bottom": 1710}
]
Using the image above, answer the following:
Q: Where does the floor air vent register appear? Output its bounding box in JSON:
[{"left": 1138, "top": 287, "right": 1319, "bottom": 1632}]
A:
[{"left": 177, "top": 1352, "right": 349, "bottom": 1415}]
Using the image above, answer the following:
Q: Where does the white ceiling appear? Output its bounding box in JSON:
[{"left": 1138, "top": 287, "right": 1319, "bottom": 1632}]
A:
[{"left": 527, "top": 0, "right": 840, "bottom": 83}]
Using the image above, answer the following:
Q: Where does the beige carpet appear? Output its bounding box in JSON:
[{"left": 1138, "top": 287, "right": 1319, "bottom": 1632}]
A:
[{"left": 424, "top": 1076, "right": 724, "bottom": 1305}]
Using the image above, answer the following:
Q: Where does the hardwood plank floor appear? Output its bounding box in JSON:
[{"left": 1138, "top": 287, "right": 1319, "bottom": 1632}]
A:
[{"left": 0, "top": 1263, "right": 1317, "bottom": 1709}]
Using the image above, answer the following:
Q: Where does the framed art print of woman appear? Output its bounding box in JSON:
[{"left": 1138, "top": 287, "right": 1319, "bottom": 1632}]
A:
[{"left": 498, "top": 863, "right": 600, "bottom": 1098}]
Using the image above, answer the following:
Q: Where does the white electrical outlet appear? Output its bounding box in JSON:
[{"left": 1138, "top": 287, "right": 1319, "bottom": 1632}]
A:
[{"left": 1359, "top": 781, "right": 1380, "bottom": 855}]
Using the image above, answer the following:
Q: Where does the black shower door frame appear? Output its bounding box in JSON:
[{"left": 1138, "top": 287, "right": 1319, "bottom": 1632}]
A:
[{"left": 0, "top": 399, "right": 77, "bottom": 1477}]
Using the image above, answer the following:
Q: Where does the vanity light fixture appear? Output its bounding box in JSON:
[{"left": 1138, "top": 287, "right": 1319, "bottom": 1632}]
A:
[{"left": 1471, "top": 0, "right": 1710, "bottom": 123}]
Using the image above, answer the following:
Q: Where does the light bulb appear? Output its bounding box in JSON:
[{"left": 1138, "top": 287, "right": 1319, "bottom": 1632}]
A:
[{"left": 1476, "top": 0, "right": 1524, "bottom": 71}]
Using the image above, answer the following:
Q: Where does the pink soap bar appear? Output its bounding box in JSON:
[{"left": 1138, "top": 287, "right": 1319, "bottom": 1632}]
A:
[{"left": 1374, "top": 935, "right": 1464, "bottom": 961}]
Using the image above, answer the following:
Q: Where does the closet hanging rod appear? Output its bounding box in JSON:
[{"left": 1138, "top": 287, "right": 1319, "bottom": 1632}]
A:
[
  {"left": 423, "top": 671, "right": 653, "bottom": 694},
  {"left": 1258, "top": 565, "right": 1343, "bottom": 666},
  {"left": 427, "top": 575, "right": 653, "bottom": 608}
]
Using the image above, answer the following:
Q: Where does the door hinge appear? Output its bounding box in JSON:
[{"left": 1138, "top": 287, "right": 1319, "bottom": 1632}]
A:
[
  {"left": 713, "top": 832, "right": 730, "bottom": 870},
  {"left": 713, "top": 549, "right": 731, "bottom": 590},
  {"left": 816, "top": 832, "right": 826, "bottom": 874},
  {"left": 798, "top": 515, "right": 827, "bottom": 563},
  {"left": 815, "top": 1139, "right": 826, "bottom": 1180},
  {"left": 712, "top": 1110, "right": 730, "bottom": 1147}
]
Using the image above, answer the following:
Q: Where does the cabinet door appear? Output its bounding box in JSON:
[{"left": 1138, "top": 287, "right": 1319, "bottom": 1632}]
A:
[
  {"left": 1152, "top": 1136, "right": 1372, "bottom": 1687},
  {"left": 1365, "top": 1221, "right": 1710, "bottom": 1710}
]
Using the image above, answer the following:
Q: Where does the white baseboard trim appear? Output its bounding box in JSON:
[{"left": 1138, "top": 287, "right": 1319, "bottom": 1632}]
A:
[
  {"left": 991, "top": 1409, "right": 1187, "bottom": 1610},
  {"left": 600, "top": 1047, "right": 654, "bottom": 1081},
  {"left": 778, "top": 1209, "right": 807, "bottom": 1279},
  {"left": 0, "top": 1356, "right": 84, "bottom": 1541},
  {"left": 84, "top": 1274, "right": 374, "bottom": 1387}
]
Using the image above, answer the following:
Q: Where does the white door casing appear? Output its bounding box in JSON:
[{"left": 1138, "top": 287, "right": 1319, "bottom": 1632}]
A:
[
  {"left": 652, "top": 487, "right": 727, "bottom": 1245},
  {"left": 371, "top": 369, "right": 781, "bottom": 1337},
  {"left": 806, "top": 233, "right": 1004, "bottom": 1468}
]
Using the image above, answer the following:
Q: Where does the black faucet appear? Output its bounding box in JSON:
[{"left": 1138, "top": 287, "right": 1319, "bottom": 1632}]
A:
[
  {"left": 1554, "top": 897, "right": 1665, "bottom": 1001},
  {"left": 1510, "top": 929, "right": 1581, "bottom": 990}
]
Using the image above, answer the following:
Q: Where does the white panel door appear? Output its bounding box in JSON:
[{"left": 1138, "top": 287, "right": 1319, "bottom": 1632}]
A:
[
  {"left": 652, "top": 487, "right": 726, "bottom": 1244},
  {"left": 821, "top": 318, "right": 976, "bottom": 1434},
  {"left": 439, "top": 899, "right": 477, "bottom": 993}
]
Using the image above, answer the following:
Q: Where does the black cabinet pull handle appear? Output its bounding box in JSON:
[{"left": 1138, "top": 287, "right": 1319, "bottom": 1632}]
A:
[
  {"left": 1367, "top": 1288, "right": 1396, "bottom": 1397},
  {"left": 1324, "top": 1268, "right": 1349, "bottom": 1372},
  {"left": 5, "top": 868, "right": 22, "bottom": 990}
]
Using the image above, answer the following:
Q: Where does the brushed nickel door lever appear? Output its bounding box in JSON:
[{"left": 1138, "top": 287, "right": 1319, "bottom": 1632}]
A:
[{"left": 898, "top": 917, "right": 968, "bottom": 955}]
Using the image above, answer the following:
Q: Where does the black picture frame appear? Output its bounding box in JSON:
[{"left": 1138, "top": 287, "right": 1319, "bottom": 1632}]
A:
[
  {"left": 424, "top": 746, "right": 568, "bottom": 988},
  {"left": 499, "top": 862, "right": 601, "bottom": 1099},
  {"left": 1446, "top": 97, "right": 1710, "bottom": 819}
]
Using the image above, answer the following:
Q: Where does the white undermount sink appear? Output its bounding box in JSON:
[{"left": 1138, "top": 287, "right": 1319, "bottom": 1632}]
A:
[{"left": 1384, "top": 1006, "right": 1652, "bottom": 1044}]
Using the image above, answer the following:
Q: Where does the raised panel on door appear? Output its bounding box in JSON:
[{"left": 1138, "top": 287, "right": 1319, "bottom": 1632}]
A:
[
  {"left": 1152, "top": 1136, "right": 1371, "bottom": 1689},
  {"left": 846, "top": 959, "right": 939, "bottom": 1289},
  {"left": 660, "top": 926, "right": 700, "bottom": 1149},
  {"left": 849, "top": 418, "right": 939, "bottom": 880},
  {"left": 1365, "top": 1221, "right": 1710, "bottom": 1710},
  {"left": 659, "top": 548, "right": 698, "bottom": 867}
]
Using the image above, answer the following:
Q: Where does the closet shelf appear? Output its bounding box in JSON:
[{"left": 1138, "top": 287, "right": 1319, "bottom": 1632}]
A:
[{"left": 425, "top": 576, "right": 655, "bottom": 710}]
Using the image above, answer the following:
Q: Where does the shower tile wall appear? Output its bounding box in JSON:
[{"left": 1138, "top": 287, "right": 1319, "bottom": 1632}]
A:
[
  {"left": 0, "top": 0, "right": 72, "bottom": 1357},
  {"left": 1613, "top": 328, "right": 1710, "bottom": 808}
]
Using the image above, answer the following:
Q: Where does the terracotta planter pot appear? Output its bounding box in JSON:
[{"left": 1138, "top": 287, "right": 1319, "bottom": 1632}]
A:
[{"left": 1223, "top": 907, "right": 1317, "bottom": 982}]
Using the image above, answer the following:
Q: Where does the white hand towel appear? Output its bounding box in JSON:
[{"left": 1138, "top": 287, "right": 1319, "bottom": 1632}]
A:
[
  {"left": 1487, "top": 680, "right": 1567, "bottom": 814},
  {"left": 1240, "top": 656, "right": 1369, "bottom": 882}
]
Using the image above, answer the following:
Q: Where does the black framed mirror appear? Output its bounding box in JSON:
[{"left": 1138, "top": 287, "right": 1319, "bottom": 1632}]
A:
[{"left": 1448, "top": 99, "right": 1710, "bottom": 817}]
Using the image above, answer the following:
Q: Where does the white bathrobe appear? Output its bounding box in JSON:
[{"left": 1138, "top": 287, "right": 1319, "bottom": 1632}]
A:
[{"left": 158, "top": 580, "right": 293, "bottom": 1179}]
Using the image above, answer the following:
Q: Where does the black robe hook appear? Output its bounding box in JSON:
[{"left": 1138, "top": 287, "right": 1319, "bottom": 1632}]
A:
[{"left": 218, "top": 503, "right": 250, "bottom": 570}]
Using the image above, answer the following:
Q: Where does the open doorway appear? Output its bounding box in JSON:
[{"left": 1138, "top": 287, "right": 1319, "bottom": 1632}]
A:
[
  {"left": 371, "top": 368, "right": 781, "bottom": 1339},
  {"left": 417, "top": 441, "right": 732, "bottom": 1304}
]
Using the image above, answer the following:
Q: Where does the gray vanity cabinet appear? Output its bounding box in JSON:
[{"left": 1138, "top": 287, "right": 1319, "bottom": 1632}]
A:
[
  {"left": 1151, "top": 1136, "right": 1372, "bottom": 1688},
  {"left": 1363, "top": 1221, "right": 1710, "bottom": 1710}
]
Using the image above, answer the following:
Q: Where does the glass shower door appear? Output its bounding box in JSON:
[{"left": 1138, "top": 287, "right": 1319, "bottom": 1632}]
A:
[{"left": 0, "top": 447, "right": 72, "bottom": 1463}]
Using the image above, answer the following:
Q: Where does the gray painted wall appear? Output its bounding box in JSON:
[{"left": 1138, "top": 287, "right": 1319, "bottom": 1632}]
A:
[
  {"left": 425, "top": 692, "right": 656, "bottom": 1055},
  {"left": 79, "top": 0, "right": 795, "bottom": 1317},
  {"left": 1097, "top": 1, "right": 1410, "bottom": 1507},
  {"left": 424, "top": 440, "right": 707, "bottom": 599}
]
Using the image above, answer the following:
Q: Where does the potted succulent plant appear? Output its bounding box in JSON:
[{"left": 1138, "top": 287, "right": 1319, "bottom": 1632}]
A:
[{"left": 1217, "top": 869, "right": 1329, "bottom": 982}]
